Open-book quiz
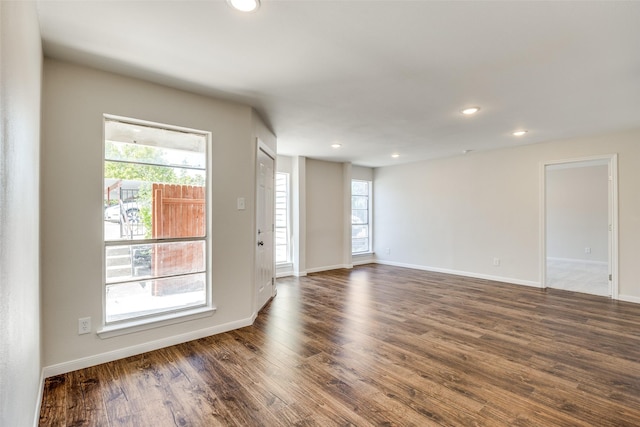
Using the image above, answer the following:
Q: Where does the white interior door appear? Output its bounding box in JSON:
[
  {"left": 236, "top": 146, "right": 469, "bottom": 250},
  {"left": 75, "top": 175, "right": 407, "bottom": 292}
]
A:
[{"left": 255, "top": 145, "right": 275, "bottom": 312}]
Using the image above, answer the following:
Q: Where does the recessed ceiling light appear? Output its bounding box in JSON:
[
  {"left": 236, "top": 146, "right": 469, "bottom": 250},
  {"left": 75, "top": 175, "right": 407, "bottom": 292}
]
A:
[
  {"left": 512, "top": 130, "right": 528, "bottom": 136},
  {"left": 331, "top": 143, "right": 342, "bottom": 149},
  {"left": 227, "top": 0, "right": 260, "bottom": 12},
  {"left": 391, "top": 153, "right": 400, "bottom": 158},
  {"left": 461, "top": 107, "right": 480, "bottom": 115}
]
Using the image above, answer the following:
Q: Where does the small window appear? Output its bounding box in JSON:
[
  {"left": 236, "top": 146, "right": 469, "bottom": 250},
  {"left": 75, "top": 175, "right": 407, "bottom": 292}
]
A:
[
  {"left": 103, "top": 117, "right": 210, "bottom": 325},
  {"left": 275, "top": 172, "right": 290, "bottom": 264},
  {"left": 352, "top": 180, "right": 372, "bottom": 254}
]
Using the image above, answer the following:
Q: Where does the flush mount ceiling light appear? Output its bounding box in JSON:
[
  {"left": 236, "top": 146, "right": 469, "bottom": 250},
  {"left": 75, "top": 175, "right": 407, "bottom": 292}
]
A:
[
  {"left": 391, "top": 153, "right": 400, "bottom": 158},
  {"left": 331, "top": 143, "right": 342, "bottom": 149},
  {"left": 512, "top": 130, "right": 528, "bottom": 136},
  {"left": 461, "top": 106, "right": 480, "bottom": 115},
  {"left": 227, "top": 0, "right": 260, "bottom": 12}
]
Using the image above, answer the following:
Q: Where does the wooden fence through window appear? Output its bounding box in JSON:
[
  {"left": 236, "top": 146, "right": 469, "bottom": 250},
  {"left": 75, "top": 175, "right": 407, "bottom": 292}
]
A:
[{"left": 151, "top": 183, "right": 205, "bottom": 296}]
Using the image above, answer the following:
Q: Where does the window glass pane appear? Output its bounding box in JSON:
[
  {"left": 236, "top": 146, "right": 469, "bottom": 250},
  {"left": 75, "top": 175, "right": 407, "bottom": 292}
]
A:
[
  {"left": 275, "top": 245, "right": 287, "bottom": 264},
  {"left": 105, "top": 120, "right": 206, "bottom": 169},
  {"left": 352, "top": 224, "right": 369, "bottom": 239},
  {"left": 105, "top": 161, "right": 206, "bottom": 189},
  {"left": 275, "top": 172, "right": 290, "bottom": 264},
  {"left": 105, "top": 141, "right": 206, "bottom": 170},
  {"left": 104, "top": 178, "right": 206, "bottom": 242},
  {"left": 352, "top": 180, "right": 368, "bottom": 195},
  {"left": 275, "top": 228, "right": 287, "bottom": 246},
  {"left": 104, "top": 165, "right": 206, "bottom": 241},
  {"left": 352, "top": 195, "right": 368, "bottom": 210},
  {"left": 106, "top": 241, "right": 206, "bottom": 284},
  {"left": 352, "top": 238, "right": 369, "bottom": 253},
  {"left": 352, "top": 209, "right": 368, "bottom": 224},
  {"left": 275, "top": 210, "right": 287, "bottom": 228},
  {"left": 275, "top": 197, "right": 286, "bottom": 211},
  {"left": 106, "top": 273, "right": 206, "bottom": 323},
  {"left": 351, "top": 179, "right": 371, "bottom": 254}
]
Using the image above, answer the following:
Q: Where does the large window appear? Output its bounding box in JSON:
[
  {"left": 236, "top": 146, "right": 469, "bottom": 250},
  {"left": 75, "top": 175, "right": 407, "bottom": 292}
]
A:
[
  {"left": 103, "top": 117, "right": 210, "bottom": 325},
  {"left": 352, "top": 180, "right": 372, "bottom": 254},
  {"left": 275, "top": 172, "right": 290, "bottom": 264}
]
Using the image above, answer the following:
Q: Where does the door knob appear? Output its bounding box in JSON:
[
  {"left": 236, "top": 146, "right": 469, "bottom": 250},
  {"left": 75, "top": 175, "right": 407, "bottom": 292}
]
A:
[{"left": 257, "top": 241, "right": 264, "bottom": 246}]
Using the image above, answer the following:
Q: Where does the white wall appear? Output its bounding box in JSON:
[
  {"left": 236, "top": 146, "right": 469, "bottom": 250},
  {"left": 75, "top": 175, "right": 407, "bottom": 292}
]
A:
[
  {"left": 352, "top": 165, "right": 374, "bottom": 181},
  {"left": 276, "top": 157, "right": 375, "bottom": 274},
  {"left": 277, "top": 154, "right": 293, "bottom": 174},
  {"left": 0, "top": 2, "right": 43, "bottom": 426},
  {"left": 546, "top": 164, "right": 608, "bottom": 262},
  {"left": 292, "top": 156, "right": 307, "bottom": 275},
  {"left": 253, "top": 110, "right": 277, "bottom": 155},
  {"left": 374, "top": 129, "right": 640, "bottom": 301},
  {"left": 41, "top": 59, "right": 274, "bottom": 372},
  {"left": 305, "top": 159, "right": 347, "bottom": 271}
]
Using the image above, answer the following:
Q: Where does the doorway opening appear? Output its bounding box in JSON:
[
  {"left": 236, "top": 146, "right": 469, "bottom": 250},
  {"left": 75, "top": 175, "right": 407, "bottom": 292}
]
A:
[{"left": 541, "top": 155, "right": 618, "bottom": 298}]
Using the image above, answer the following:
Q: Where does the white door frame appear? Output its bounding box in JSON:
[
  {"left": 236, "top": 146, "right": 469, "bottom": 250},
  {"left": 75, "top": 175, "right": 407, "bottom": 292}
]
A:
[
  {"left": 254, "top": 138, "right": 277, "bottom": 315},
  {"left": 539, "top": 154, "right": 618, "bottom": 298}
]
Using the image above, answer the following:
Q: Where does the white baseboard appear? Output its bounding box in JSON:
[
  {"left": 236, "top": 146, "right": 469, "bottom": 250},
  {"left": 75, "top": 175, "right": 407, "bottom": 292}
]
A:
[
  {"left": 276, "top": 271, "right": 293, "bottom": 278},
  {"left": 371, "top": 260, "right": 640, "bottom": 303},
  {"left": 375, "top": 259, "right": 541, "bottom": 288},
  {"left": 276, "top": 270, "right": 295, "bottom": 279},
  {"left": 618, "top": 294, "right": 640, "bottom": 304},
  {"left": 306, "top": 264, "right": 353, "bottom": 274},
  {"left": 547, "top": 257, "right": 608, "bottom": 266},
  {"left": 276, "top": 263, "right": 293, "bottom": 278},
  {"left": 42, "top": 316, "right": 254, "bottom": 378},
  {"left": 293, "top": 270, "right": 307, "bottom": 277},
  {"left": 353, "top": 256, "right": 375, "bottom": 266}
]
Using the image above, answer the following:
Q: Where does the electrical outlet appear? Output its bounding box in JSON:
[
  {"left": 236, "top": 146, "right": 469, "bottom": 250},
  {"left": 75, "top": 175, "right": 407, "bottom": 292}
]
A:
[
  {"left": 585, "top": 247, "right": 591, "bottom": 254},
  {"left": 78, "top": 317, "right": 91, "bottom": 335},
  {"left": 385, "top": 248, "right": 390, "bottom": 255},
  {"left": 493, "top": 257, "right": 500, "bottom": 266}
]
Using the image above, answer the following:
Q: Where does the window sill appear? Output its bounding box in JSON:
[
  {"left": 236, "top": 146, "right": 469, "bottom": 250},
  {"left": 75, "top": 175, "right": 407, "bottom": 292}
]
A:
[
  {"left": 277, "top": 262, "right": 293, "bottom": 277},
  {"left": 97, "top": 306, "right": 216, "bottom": 339},
  {"left": 353, "top": 252, "right": 374, "bottom": 256}
]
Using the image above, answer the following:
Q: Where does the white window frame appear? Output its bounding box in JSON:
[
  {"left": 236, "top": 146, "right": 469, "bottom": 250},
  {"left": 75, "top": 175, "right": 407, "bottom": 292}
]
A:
[
  {"left": 351, "top": 179, "right": 372, "bottom": 254},
  {"left": 275, "top": 172, "right": 291, "bottom": 264},
  {"left": 99, "top": 115, "right": 214, "bottom": 338}
]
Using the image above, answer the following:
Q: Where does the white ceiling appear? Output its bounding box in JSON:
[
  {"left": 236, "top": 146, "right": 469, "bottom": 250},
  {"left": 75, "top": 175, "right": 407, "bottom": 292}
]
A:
[{"left": 36, "top": 0, "right": 640, "bottom": 167}]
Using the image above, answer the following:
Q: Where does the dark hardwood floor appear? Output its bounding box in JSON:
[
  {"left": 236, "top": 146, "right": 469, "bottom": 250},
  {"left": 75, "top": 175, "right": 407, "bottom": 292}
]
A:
[{"left": 39, "top": 264, "right": 640, "bottom": 426}]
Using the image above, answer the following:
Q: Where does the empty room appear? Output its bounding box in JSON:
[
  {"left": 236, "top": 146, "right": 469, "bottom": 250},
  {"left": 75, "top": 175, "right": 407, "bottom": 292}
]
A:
[{"left": 2, "top": 1, "right": 640, "bottom": 426}]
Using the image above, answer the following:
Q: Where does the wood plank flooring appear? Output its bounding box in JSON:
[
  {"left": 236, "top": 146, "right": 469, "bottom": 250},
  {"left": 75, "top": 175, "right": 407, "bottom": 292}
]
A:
[{"left": 39, "top": 264, "right": 640, "bottom": 426}]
